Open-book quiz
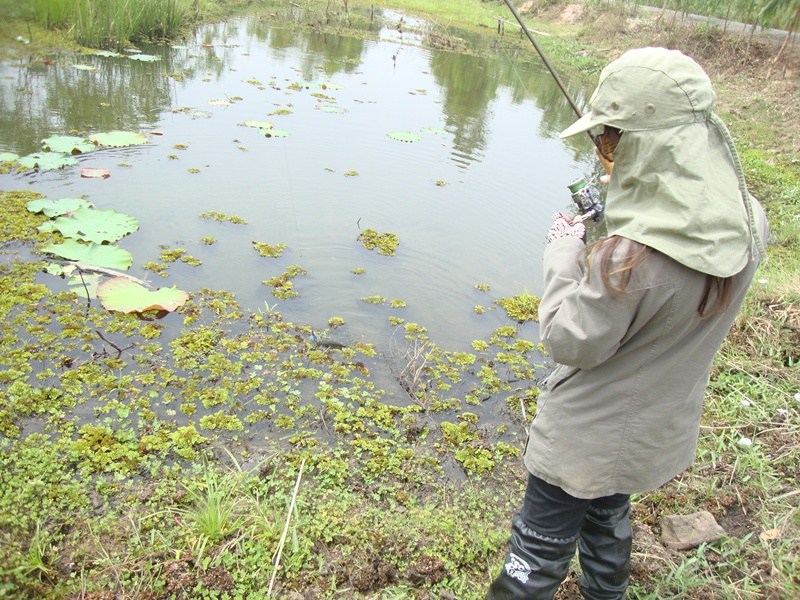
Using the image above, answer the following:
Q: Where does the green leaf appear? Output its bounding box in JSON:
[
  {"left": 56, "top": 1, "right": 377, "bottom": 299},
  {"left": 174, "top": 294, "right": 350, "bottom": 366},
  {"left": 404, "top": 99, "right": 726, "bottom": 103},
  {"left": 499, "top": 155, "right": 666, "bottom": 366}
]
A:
[
  {"left": 264, "top": 130, "right": 289, "bottom": 138},
  {"left": 42, "top": 240, "right": 133, "bottom": 270},
  {"left": 89, "top": 131, "right": 148, "bottom": 148},
  {"left": 27, "top": 197, "right": 94, "bottom": 217},
  {"left": 42, "top": 135, "right": 96, "bottom": 155},
  {"left": 0, "top": 152, "right": 19, "bottom": 162},
  {"left": 39, "top": 207, "right": 139, "bottom": 243},
  {"left": 93, "top": 50, "right": 122, "bottom": 57},
  {"left": 387, "top": 131, "right": 422, "bottom": 143},
  {"left": 18, "top": 152, "right": 77, "bottom": 171},
  {"left": 72, "top": 64, "right": 98, "bottom": 71},
  {"left": 97, "top": 277, "right": 188, "bottom": 313},
  {"left": 127, "top": 54, "right": 161, "bottom": 62},
  {"left": 242, "top": 120, "right": 273, "bottom": 129}
]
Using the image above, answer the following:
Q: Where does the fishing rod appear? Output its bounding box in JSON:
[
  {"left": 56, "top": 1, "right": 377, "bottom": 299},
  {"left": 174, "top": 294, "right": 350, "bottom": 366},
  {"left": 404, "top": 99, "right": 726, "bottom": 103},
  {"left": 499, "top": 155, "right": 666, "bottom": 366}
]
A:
[{"left": 501, "top": 0, "right": 606, "bottom": 222}]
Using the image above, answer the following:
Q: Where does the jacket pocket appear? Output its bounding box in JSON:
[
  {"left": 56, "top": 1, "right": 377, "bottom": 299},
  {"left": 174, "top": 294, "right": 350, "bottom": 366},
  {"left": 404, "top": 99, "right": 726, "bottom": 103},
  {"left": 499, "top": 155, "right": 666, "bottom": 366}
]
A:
[{"left": 540, "top": 364, "right": 580, "bottom": 393}]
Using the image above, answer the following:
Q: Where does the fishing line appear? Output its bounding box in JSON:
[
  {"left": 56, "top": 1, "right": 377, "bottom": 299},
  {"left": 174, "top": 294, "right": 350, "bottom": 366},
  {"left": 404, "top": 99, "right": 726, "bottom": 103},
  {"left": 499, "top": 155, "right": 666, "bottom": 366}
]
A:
[{"left": 278, "top": 133, "right": 304, "bottom": 262}]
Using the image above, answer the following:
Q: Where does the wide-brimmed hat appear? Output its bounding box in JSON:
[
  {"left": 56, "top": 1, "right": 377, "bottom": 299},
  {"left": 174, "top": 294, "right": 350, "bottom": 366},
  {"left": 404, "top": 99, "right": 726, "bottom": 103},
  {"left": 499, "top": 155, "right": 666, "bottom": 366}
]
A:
[
  {"left": 560, "top": 47, "right": 715, "bottom": 138},
  {"left": 563, "top": 47, "right": 765, "bottom": 278}
]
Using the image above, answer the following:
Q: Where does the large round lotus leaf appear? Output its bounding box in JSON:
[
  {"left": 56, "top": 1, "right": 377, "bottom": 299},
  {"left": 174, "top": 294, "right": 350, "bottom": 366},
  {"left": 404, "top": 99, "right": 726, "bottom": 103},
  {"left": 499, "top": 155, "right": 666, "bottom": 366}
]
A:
[
  {"left": 94, "top": 50, "right": 122, "bottom": 57},
  {"left": 242, "top": 120, "right": 273, "bottom": 129},
  {"left": 39, "top": 207, "right": 139, "bottom": 243},
  {"left": 263, "top": 129, "right": 289, "bottom": 138},
  {"left": 18, "top": 152, "right": 78, "bottom": 171},
  {"left": 27, "top": 197, "right": 93, "bottom": 217},
  {"left": 89, "top": 131, "right": 148, "bottom": 148},
  {"left": 97, "top": 277, "right": 188, "bottom": 314},
  {"left": 387, "top": 131, "right": 422, "bottom": 143},
  {"left": 43, "top": 240, "right": 133, "bottom": 270},
  {"left": 0, "top": 152, "right": 19, "bottom": 162},
  {"left": 72, "top": 64, "right": 98, "bottom": 71},
  {"left": 127, "top": 54, "right": 161, "bottom": 62},
  {"left": 42, "top": 135, "right": 96, "bottom": 155}
]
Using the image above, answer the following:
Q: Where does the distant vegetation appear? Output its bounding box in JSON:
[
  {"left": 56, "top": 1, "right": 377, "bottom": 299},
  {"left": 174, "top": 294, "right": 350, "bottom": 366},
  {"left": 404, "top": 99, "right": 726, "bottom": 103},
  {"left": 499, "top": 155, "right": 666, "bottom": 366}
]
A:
[{"left": 590, "top": 0, "right": 798, "bottom": 33}]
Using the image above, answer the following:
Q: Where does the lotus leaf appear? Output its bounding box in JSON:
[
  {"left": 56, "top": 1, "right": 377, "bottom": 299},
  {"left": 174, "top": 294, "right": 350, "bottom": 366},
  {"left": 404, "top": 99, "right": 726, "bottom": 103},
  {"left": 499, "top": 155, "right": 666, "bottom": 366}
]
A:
[
  {"left": 72, "top": 64, "right": 98, "bottom": 71},
  {"left": 242, "top": 120, "right": 272, "bottom": 129},
  {"left": 39, "top": 207, "right": 139, "bottom": 243},
  {"left": 89, "top": 131, "right": 148, "bottom": 148},
  {"left": 97, "top": 277, "right": 188, "bottom": 313},
  {"left": 387, "top": 131, "right": 422, "bottom": 143},
  {"left": 264, "top": 130, "right": 289, "bottom": 138},
  {"left": 43, "top": 240, "right": 133, "bottom": 270},
  {"left": 0, "top": 152, "right": 19, "bottom": 162},
  {"left": 94, "top": 50, "right": 122, "bottom": 57},
  {"left": 128, "top": 54, "right": 161, "bottom": 62},
  {"left": 18, "top": 152, "right": 78, "bottom": 171},
  {"left": 27, "top": 197, "right": 93, "bottom": 217},
  {"left": 42, "top": 135, "right": 96, "bottom": 155}
]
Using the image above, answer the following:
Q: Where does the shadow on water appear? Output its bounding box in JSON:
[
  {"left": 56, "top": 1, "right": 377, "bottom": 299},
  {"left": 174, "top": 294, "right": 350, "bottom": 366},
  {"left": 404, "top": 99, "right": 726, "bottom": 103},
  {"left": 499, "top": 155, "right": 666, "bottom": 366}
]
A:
[{"left": 0, "top": 7, "right": 598, "bottom": 354}]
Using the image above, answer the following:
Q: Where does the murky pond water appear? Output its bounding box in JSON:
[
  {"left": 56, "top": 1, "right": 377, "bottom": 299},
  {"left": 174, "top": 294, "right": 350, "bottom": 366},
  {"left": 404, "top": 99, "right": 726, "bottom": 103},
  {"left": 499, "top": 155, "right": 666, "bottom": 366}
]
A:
[{"left": 0, "top": 9, "right": 595, "bottom": 352}]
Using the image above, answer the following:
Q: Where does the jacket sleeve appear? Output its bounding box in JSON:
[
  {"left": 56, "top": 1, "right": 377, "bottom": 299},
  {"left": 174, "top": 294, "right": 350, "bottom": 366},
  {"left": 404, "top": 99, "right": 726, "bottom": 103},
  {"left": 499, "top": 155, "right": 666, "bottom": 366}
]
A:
[{"left": 538, "top": 238, "right": 643, "bottom": 370}]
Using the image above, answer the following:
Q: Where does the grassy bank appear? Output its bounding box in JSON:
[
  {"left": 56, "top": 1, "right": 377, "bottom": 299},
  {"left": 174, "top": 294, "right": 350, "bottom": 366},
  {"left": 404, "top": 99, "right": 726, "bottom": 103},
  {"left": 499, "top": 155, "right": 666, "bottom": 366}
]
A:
[
  {"left": 0, "top": 1, "right": 798, "bottom": 599},
  {"left": 0, "top": 0, "right": 260, "bottom": 49}
]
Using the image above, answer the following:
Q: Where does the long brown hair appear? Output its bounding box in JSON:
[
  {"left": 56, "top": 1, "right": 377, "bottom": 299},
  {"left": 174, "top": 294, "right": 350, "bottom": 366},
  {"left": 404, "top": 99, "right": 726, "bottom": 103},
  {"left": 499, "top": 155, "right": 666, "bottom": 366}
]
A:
[{"left": 588, "top": 236, "right": 733, "bottom": 318}]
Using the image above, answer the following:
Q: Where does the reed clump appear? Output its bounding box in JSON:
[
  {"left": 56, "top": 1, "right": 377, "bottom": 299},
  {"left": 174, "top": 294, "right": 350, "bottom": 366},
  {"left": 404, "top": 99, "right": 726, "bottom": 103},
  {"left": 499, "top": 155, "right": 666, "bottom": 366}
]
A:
[{"left": 32, "top": 0, "right": 199, "bottom": 48}]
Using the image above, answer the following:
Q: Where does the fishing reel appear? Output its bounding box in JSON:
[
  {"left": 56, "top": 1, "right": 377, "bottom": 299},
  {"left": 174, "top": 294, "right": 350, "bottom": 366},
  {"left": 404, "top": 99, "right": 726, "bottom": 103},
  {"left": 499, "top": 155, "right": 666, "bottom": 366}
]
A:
[{"left": 567, "top": 176, "right": 604, "bottom": 223}]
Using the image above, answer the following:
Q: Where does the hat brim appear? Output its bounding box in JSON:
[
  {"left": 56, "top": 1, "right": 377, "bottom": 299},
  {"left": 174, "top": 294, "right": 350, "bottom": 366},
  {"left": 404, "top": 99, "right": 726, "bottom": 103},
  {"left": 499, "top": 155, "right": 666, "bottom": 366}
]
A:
[{"left": 559, "top": 111, "right": 605, "bottom": 139}]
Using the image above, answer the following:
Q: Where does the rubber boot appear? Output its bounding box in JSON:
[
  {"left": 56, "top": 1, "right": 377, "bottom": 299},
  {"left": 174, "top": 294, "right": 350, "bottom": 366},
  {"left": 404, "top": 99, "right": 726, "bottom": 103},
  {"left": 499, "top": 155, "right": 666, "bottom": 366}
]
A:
[
  {"left": 487, "top": 514, "right": 577, "bottom": 600},
  {"left": 577, "top": 502, "right": 632, "bottom": 600}
]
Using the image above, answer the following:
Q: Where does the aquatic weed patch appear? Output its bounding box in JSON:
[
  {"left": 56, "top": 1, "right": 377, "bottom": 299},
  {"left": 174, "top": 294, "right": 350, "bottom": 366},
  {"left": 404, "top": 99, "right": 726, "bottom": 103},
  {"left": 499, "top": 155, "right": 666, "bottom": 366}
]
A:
[{"left": 0, "top": 185, "right": 543, "bottom": 595}]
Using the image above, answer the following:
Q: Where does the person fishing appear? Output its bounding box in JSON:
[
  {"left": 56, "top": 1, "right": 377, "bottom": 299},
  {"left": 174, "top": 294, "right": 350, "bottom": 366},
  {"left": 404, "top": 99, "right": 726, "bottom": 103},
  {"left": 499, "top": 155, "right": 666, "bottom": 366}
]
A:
[{"left": 487, "top": 47, "right": 768, "bottom": 599}]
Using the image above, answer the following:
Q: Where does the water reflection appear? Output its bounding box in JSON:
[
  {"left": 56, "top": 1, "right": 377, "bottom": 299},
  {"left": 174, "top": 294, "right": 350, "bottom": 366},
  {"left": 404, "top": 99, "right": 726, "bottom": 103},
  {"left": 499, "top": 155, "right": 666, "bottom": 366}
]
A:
[{"left": 0, "top": 13, "right": 596, "bottom": 350}]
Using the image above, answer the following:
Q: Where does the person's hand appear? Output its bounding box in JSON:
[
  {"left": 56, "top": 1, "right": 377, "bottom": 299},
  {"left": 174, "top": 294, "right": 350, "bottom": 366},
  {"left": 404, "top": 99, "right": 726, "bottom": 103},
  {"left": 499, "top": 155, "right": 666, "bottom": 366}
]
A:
[{"left": 546, "top": 212, "right": 586, "bottom": 244}]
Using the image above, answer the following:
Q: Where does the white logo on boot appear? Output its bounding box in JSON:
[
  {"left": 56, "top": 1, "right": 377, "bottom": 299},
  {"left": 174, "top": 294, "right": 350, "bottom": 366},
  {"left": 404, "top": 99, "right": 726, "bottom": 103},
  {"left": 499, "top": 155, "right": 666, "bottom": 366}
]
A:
[{"left": 504, "top": 552, "right": 531, "bottom": 583}]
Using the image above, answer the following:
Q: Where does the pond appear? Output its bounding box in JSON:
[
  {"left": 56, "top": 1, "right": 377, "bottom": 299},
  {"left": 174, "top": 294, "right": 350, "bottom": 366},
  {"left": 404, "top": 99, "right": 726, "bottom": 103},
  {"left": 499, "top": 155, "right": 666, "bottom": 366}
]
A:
[{"left": 0, "top": 8, "right": 597, "bottom": 353}]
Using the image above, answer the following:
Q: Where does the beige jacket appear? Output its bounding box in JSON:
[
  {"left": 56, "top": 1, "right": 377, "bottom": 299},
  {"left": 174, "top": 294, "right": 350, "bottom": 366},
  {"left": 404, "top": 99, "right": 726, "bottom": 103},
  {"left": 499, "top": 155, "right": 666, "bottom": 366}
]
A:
[{"left": 524, "top": 208, "right": 767, "bottom": 499}]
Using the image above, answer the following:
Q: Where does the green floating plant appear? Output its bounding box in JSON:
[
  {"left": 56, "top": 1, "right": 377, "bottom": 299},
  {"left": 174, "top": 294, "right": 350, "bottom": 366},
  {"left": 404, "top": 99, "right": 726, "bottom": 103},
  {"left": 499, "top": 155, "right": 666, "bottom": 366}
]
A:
[
  {"left": 42, "top": 135, "right": 95, "bottom": 155},
  {"left": 358, "top": 229, "right": 399, "bottom": 256},
  {"left": 97, "top": 277, "right": 188, "bottom": 314},
  {"left": 18, "top": 152, "right": 77, "bottom": 171},
  {"left": 43, "top": 240, "right": 133, "bottom": 270},
  {"left": 241, "top": 120, "right": 273, "bottom": 129},
  {"left": 0, "top": 152, "right": 19, "bottom": 162},
  {"left": 38, "top": 207, "right": 139, "bottom": 244},
  {"left": 387, "top": 131, "right": 422, "bottom": 143},
  {"left": 27, "top": 197, "right": 93, "bottom": 218},
  {"left": 127, "top": 54, "right": 161, "bottom": 62},
  {"left": 252, "top": 241, "right": 286, "bottom": 258},
  {"left": 496, "top": 292, "right": 541, "bottom": 323},
  {"left": 89, "top": 131, "right": 148, "bottom": 148}
]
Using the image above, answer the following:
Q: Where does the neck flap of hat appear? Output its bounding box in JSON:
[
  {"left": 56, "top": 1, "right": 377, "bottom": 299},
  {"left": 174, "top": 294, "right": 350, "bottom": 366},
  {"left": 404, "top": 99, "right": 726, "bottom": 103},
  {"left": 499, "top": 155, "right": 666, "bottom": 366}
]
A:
[{"left": 595, "top": 48, "right": 765, "bottom": 277}]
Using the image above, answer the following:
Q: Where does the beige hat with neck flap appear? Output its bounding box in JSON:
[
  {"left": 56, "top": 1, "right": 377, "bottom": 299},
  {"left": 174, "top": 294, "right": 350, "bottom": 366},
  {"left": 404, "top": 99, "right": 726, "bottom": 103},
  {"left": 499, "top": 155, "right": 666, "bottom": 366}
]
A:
[{"left": 560, "top": 47, "right": 765, "bottom": 278}]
